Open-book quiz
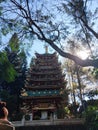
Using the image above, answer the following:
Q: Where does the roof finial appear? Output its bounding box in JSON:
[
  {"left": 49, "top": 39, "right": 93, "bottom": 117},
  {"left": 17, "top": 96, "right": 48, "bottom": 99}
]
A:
[{"left": 44, "top": 44, "right": 48, "bottom": 54}]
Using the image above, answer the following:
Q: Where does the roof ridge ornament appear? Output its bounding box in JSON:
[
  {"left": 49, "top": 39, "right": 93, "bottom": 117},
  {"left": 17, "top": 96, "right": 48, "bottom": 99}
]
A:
[{"left": 44, "top": 44, "right": 48, "bottom": 54}]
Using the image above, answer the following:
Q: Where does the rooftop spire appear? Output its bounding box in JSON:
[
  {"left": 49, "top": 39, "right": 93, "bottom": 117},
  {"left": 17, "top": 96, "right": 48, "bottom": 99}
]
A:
[{"left": 44, "top": 44, "right": 48, "bottom": 54}]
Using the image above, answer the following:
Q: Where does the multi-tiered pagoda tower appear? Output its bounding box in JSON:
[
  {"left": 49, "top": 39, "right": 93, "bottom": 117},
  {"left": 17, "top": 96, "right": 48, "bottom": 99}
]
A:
[{"left": 21, "top": 48, "right": 67, "bottom": 120}]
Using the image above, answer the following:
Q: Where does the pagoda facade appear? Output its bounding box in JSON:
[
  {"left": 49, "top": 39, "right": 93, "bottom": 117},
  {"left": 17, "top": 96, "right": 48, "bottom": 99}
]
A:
[{"left": 21, "top": 51, "right": 67, "bottom": 120}]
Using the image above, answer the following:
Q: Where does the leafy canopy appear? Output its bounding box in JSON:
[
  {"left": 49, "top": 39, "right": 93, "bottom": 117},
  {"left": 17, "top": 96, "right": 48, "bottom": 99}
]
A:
[
  {"left": 0, "top": 51, "right": 17, "bottom": 82},
  {"left": 0, "top": 0, "right": 98, "bottom": 67}
]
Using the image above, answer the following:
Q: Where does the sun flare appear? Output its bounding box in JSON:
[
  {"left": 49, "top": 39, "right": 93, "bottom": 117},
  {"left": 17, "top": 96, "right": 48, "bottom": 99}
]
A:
[{"left": 77, "top": 50, "right": 89, "bottom": 60}]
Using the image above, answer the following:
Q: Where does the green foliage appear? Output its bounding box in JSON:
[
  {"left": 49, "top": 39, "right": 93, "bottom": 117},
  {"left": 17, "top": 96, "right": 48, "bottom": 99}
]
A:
[
  {"left": 19, "top": 49, "right": 26, "bottom": 59},
  {"left": 92, "top": 68, "right": 98, "bottom": 79},
  {"left": 64, "top": 106, "right": 70, "bottom": 114},
  {"left": 0, "top": 51, "right": 17, "bottom": 82},
  {"left": 0, "top": 90, "right": 18, "bottom": 119},
  {"left": 0, "top": 6, "right": 3, "bottom": 16},
  {"left": 0, "top": 89, "right": 24, "bottom": 121},
  {"left": 56, "top": 107, "right": 66, "bottom": 119},
  {"left": 1, "top": 28, "right": 9, "bottom": 36},
  {"left": 9, "top": 33, "right": 19, "bottom": 51},
  {"left": 82, "top": 105, "right": 98, "bottom": 130}
]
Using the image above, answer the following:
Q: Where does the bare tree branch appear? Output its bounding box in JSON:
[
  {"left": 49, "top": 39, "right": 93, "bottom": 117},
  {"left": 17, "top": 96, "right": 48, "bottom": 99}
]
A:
[{"left": 1, "top": 0, "right": 98, "bottom": 68}]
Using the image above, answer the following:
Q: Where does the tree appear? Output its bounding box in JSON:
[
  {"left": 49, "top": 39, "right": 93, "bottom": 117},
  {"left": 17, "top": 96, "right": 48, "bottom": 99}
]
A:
[
  {"left": 0, "top": 33, "right": 27, "bottom": 119},
  {"left": 0, "top": 0, "right": 98, "bottom": 67},
  {"left": 0, "top": 32, "right": 20, "bottom": 83},
  {"left": 0, "top": 51, "right": 17, "bottom": 83},
  {"left": 62, "top": 40, "right": 97, "bottom": 104},
  {"left": 0, "top": 90, "right": 18, "bottom": 120},
  {"left": 62, "top": 0, "right": 98, "bottom": 40}
]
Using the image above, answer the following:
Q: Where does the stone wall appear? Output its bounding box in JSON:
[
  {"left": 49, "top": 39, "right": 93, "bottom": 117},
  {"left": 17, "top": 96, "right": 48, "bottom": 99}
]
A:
[{"left": 15, "top": 124, "right": 86, "bottom": 130}]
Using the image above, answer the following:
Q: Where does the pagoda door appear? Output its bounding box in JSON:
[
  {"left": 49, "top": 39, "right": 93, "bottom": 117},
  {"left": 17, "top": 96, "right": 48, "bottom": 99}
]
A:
[{"left": 41, "top": 111, "right": 48, "bottom": 119}]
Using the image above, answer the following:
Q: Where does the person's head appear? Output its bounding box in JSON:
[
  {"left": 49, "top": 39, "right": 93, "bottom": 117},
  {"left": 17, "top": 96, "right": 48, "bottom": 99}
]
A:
[{"left": 0, "top": 102, "right": 8, "bottom": 120}]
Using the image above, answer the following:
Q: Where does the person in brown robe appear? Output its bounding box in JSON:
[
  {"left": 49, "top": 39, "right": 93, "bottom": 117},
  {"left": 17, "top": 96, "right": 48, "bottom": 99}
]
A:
[{"left": 0, "top": 101, "right": 15, "bottom": 130}]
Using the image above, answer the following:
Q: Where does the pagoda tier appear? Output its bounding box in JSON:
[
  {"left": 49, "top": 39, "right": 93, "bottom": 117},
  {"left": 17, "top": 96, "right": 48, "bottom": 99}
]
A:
[
  {"left": 21, "top": 52, "right": 67, "bottom": 120},
  {"left": 25, "top": 85, "right": 64, "bottom": 90}
]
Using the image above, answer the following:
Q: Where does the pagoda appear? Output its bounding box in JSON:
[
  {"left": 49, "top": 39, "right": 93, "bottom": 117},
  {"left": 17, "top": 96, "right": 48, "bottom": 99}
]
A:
[{"left": 21, "top": 47, "right": 67, "bottom": 120}]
